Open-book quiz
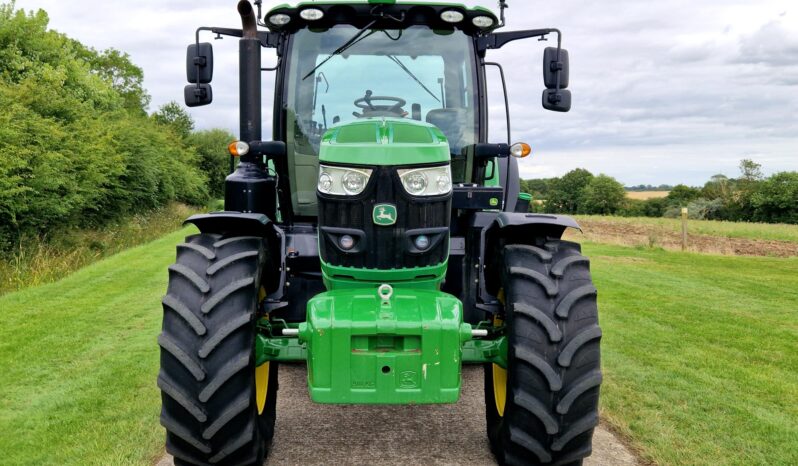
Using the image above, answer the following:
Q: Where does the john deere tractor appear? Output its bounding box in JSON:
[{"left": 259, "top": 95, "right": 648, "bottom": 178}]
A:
[{"left": 159, "top": 1, "right": 601, "bottom": 465}]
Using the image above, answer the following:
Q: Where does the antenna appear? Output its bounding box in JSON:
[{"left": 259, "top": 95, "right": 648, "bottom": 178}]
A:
[
  {"left": 253, "top": 0, "right": 267, "bottom": 27},
  {"left": 498, "top": 0, "right": 508, "bottom": 28}
]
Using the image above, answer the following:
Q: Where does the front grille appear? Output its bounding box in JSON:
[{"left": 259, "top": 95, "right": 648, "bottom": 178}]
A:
[{"left": 318, "top": 166, "right": 450, "bottom": 269}]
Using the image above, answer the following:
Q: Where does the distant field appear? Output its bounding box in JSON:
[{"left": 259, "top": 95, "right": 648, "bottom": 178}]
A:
[
  {"left": 570, "top": 215, "right": 798, "bottom": 257},
  {"left": 625, "top": 190, "right": 670, "bottom": 200}
]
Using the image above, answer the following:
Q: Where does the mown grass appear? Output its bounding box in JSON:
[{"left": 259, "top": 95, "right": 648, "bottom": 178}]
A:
[
  {"left": 0, "top": 203, "right": 202, "bottom": 296},
  {"left": 576, "top": 215, "right": 798, "bottom": 243},
  {"left": 1, "top": 231, "right": 796, "bottom": 465},
  {"left": 0, "top": 227, "right": 193, "bottom": 466},
  {"left": 591, "top": 243, "right": 798, "bottom": 465}
]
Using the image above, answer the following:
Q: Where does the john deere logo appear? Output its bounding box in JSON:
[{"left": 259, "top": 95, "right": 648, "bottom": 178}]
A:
[{"left": 373, "top": 204, "right": 397, "bottom": 226}]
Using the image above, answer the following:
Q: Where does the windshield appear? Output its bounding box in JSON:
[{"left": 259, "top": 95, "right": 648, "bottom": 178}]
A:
[{"left": 285, "top": 26, "right": 479, "bottom": 157}]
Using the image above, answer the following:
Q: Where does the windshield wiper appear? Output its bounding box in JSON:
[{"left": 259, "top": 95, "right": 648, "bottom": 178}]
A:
[
  {"left": 303, "top": 19, "right": 378, "bottom": 80},
  {"left": 386, "top": 55, "right": 441, "bottom": 104}
]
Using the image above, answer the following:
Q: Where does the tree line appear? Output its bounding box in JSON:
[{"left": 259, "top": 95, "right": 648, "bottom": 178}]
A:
[
  {"left": 521, "top": 160, "right": 798, "bottom": 224},
  {"left": 0, "top": 4, "right": 233, "bottom": 251}
]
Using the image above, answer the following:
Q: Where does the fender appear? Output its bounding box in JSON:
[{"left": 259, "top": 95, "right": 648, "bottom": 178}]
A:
[
  {"left": 185, "top": 211, "right": 288, "bottom": 309},
  {"left": 491, "top": 212, "right": 581, "bottom": 240},
  {"left": 184, "top": 211, "right": 274, "bottom": 237},
  {"left": 474, "top": 212, "right": 582, "bottom": 314}
]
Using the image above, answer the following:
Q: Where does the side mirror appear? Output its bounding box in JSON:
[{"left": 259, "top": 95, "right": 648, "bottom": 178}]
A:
[
  {"left": 542, "top": 89, "right": 571, "bottom": 112},
  {"left": 184, "top": 84, "right": 213, "bottom": 107},
  {"left": 186, "top": 43, "right": 214, "bottom": 84},
  {"left": 543, "top": 47, "right": 569, "bottom": 89},
  {"left": 250, "top": 141, "right": 286, "bottom": 158}
]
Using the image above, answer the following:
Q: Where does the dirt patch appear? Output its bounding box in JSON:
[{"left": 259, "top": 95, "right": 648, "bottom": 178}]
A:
[{"left": 567, "top": 219, "right": 798, "bottom": 258}]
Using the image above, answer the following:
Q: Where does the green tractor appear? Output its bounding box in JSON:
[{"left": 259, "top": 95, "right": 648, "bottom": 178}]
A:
[{"left": 160, "top": 1, "right": 601, "bottom": 464}]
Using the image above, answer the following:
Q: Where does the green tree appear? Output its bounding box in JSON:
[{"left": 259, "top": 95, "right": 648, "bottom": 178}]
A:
[
  {"left": 522, "top": 178, "right": 550, "bottom": 198},
  {"left": 0, "top": 4, "right": 210, "bottom": 249},
  {"left": 702, "top": 174, "right": 731, "bottom": 200},
  {"left": 188, "top": 129, "right": 236, "bottom": 198},
  {"left": 739, "top": 159, "right": 763, "bottom": 183},
  {"left": 84, "top": 48, "right": 151, "bottom": 114},
  {"left": 580, "top": 174, "right": 626, "bottom": 215},
  {"left": 750, "top": 172, "right": 798, "bottom": 224},
  {"left": 544, "top": 169, "right": 593, "bottom": 214},
  {"left": 667, "top": 184, "right": 701, "bottom": 206},
  {"left": 153, "top": 101, "right": 194, "bottom": 139}
]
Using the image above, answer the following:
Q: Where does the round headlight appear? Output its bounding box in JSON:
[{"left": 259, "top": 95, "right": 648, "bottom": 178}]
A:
[
  {"left": 403, "top": 173, "right": 428, "bottom": 195},
  {"left": 342, "top": 171, "right": 368, "bottom": 195},
  {"left": 414, "top": 235, "right": 431, "bottom": 250},
  {"left": 299, "top": 8, "right": 324, "bottom": 21},
  {"left": 339, "top": 235, "right": 355, "bottom": 251},
  {"left": 318, "top": 172, "right": 333, "bottom": 193},
  {"left": 436, "top": 174, "right": 452, "bottom": 194},
  {"left": 472, "top": 16, "right": 495, "bottom": 28},
  {"left": 269, "top": 14, "right": 291, "bottom": 26},
  {"left": 440, "top": 10, "right": 464, "bottom": 23}
]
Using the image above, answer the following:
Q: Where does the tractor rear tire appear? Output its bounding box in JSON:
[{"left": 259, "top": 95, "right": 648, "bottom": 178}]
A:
[
  {"left": 485, "top": 240, "right": 602, "bottom": 466},
  {"left": 158, "top": 233, "right": 278, "bottom": 466}
]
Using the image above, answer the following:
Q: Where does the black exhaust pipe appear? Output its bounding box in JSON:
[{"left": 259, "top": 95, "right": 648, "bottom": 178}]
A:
[
  {"left": 237, "top": 0, "right": 258, "bottom": 39},
  {"left": 237, "top": 0, "right": 261, "bottom": 152}
]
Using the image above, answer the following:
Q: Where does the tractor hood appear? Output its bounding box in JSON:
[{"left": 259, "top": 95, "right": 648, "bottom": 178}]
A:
[{"left": 319, "top": 118, "right": 450, "bottom": 166}]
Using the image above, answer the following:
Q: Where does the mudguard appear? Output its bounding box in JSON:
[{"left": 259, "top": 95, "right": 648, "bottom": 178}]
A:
[
  {"left": 491, "top": 212, "right": 581, "bottom": 239},
  {"left": 184, "top": 211, "right": 273, "bottom": 237},
  {"left": 474, "top": 212, "right": 582, "bottom": 314}
]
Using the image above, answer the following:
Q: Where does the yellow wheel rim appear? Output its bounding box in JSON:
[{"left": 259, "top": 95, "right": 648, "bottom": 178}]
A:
[
  {"left": 255, "top": 362, "right": 270, "bottom": 414},
  {"left": 493, "top": 290, "right": 507, "bottom": 417},
  {"left": 492, "top": 363, "right": 507, "bottom": 417},
  {"left": 255, "top": 285, "right": 270, "bottom": 414}
]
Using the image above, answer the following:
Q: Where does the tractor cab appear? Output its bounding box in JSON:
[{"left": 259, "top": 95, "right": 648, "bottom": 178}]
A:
[{"left": 164, "top": 2, "right": 600, "bottom": 465}]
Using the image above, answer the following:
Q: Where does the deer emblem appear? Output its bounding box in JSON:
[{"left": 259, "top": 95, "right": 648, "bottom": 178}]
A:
[{"left": 373, "top": 204, "right": 397, "bottom": 226}]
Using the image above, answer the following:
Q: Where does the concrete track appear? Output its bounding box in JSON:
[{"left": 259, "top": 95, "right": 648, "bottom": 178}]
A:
[{"left": 157, "top": 365, "right": 638, "bottom": 466}]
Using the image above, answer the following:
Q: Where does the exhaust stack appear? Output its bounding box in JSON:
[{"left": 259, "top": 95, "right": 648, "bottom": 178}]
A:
[
  {"left": 237, "top": 0, "right": 261, "bottom": 149},
  {"left": 237, "top": 0, "right": 258, "bottom": 39}
]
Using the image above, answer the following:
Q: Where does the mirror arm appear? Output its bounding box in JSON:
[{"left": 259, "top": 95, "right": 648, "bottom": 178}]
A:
[
  {"left": 195, "top": 27, "right": 280, "bottom": 49},
  {"left": 477, "top": 28, "right": 557, "bottom": 52}
]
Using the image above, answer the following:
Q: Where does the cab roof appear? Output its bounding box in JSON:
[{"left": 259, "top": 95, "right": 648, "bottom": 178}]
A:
[{"left": 264, "top": 1, "right": 500, "bottom": 35}]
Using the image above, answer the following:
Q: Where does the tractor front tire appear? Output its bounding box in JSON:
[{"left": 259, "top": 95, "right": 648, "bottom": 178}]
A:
[
  {"left": 158, "top": 233, "right": 278, "bottom": 466},
  {"left": 485, "top": 240, "right": 602, "bottom": 466}
]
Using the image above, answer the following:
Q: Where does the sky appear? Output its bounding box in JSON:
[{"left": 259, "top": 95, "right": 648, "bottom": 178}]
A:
[{"left": 14, "top": 0, "right": 798, "bottom": 186}]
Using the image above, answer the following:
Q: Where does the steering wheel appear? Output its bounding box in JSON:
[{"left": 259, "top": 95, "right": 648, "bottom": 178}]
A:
[{"left": 353, "top": 90, "right": 407, "bottom": 117}]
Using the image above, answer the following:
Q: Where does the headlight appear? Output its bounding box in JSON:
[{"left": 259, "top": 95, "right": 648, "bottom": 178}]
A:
[
  {"left": 472, "top": 15, "right": 495, "bottom": 28},
  {"left": 318, "top": 165, "right": 373, "bottom": 196},
  {"left": 268, "top": 14, "right": 291, "bottom": 26},
  {"left": 342, "top": 170, "right": 368, "bottom": 195},
  {"left": 398, "top": 166, "right": 452, "bottom": 196}
]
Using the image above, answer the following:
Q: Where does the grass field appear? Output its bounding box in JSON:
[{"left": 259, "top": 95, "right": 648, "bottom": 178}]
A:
[
  {"left": 625, "top": 191, "right": 670, "bottom": 200},
  {"left": 1, "top": 229, "right": 796, "bottom": 465},
  {"left": 0, "top": 229, "right": 188, "bottom": 465},
  {"left": 0, "top": 203, "right": 202, "bottom": 296}
]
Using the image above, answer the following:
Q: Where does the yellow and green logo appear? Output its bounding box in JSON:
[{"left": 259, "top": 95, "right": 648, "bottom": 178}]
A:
[{"left": 373, "top": 204, "right": 397, "bottom": 226}]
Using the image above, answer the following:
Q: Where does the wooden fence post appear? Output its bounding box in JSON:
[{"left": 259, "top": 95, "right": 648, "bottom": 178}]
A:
[{"left": 681, "top": 207, "right": 688, "bottom": 251}]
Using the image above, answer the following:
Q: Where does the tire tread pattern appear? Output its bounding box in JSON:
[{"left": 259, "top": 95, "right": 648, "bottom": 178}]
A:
[
  {"left": 487, "top": 239, "right": 602, "bottom": 465},
  {"left": 159, "top": 234, "right": 273, "bottom": 466}
]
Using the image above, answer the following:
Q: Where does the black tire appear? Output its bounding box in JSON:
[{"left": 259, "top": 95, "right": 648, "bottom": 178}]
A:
[
  {"left": 485, "top": 240, "right": 602, "bottom": 466},
  {"left": 158, "top": 233, "right": 278, "bottom": 466}
]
